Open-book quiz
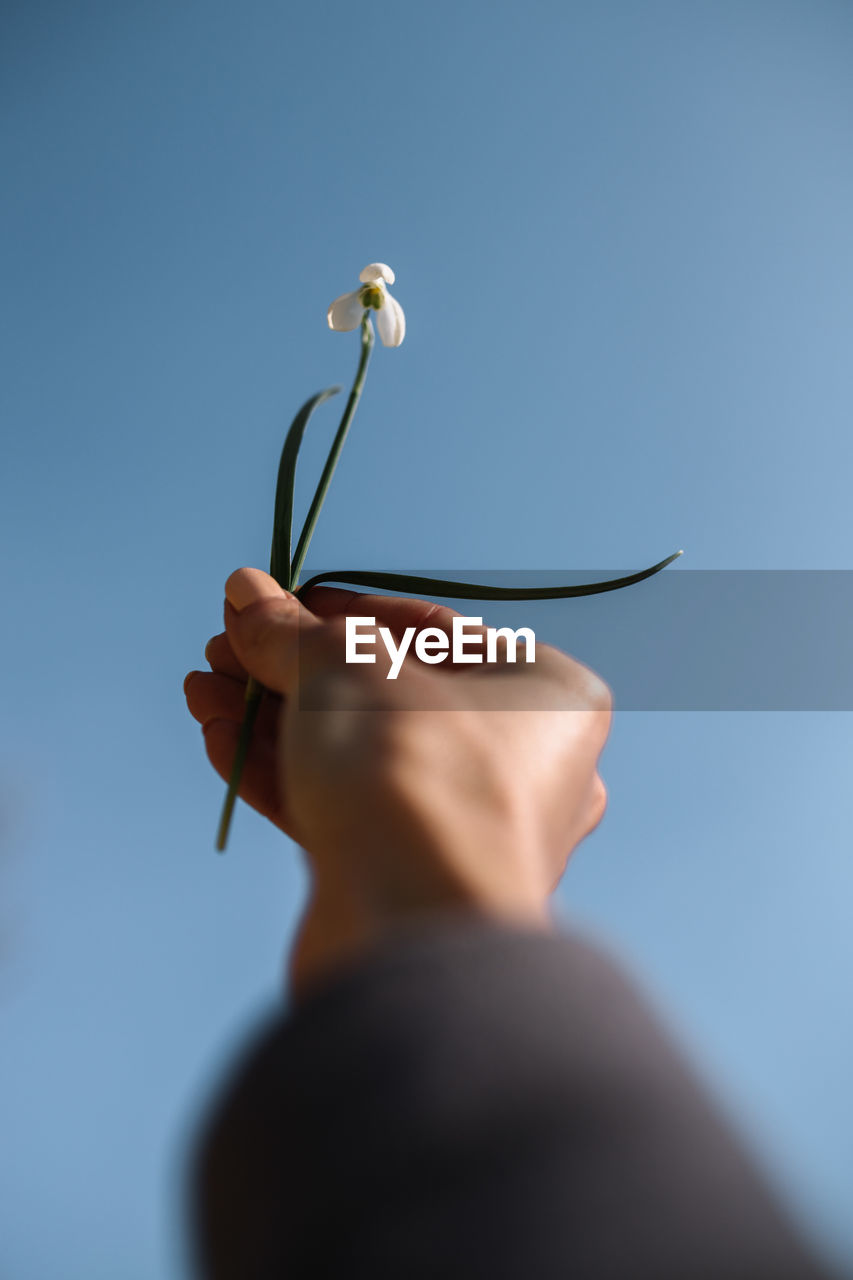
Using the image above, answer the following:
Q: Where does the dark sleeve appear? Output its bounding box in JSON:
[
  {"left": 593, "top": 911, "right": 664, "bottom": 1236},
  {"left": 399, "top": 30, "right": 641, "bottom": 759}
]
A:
[{"left": 191, "top": 913, "right": 832, "bottom": 1280}]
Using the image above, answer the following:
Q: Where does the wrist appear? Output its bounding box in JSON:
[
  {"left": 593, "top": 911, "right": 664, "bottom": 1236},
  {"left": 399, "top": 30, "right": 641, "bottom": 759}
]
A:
[
  {"left": 290, "top": 722, "right": 556, "bottom": 996},
  {"left": 290, "top": 861, "right": 553, "bottom": 1004},
  {"left": 309, "top": 784, "right": 552, "bottom": 938}
]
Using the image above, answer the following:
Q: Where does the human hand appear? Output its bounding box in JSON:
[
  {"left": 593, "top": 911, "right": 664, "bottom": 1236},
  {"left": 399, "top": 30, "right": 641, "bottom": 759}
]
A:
[{"left": 185, "top": 568, "right": 611, "bottom": 994}]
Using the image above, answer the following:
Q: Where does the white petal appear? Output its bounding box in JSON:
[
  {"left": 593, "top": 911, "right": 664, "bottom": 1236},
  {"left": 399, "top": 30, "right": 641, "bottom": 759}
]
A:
[
  {"left": 375, "top": 291, "right": 405, "bottom": 347},
  {"left": 327, "top": 290, "right": 364, "bottom": 331},
  {"left": 359, "top": 262, "right": 395, "bottom": 285}
]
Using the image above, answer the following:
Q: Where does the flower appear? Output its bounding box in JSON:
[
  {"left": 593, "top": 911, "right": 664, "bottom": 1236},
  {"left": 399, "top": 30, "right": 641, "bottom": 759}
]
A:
[{"left": 327, "top": 263, "right": 405, "bottom": 347}]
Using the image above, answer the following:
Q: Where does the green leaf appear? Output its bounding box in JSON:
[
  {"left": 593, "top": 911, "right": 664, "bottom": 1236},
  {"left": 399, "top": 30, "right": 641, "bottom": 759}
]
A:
[
  {"left": 296, "top": 551, "right": 683, "bottom": 602},
  {"left": 269, "top": 386, "right": 341, "bottom": 589}
]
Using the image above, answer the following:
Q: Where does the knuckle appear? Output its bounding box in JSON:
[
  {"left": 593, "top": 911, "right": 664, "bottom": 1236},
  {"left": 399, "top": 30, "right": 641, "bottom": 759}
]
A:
[
  {"left": 583, "top": 667, "right": 613, "bottom": 715},
  {"left": 419, "top": 602, "right": 459, "bottom": 635},
  {"left": 591, "top": 776, "right": 608, "bottom": 827},
  {"left": 565, "top": 655, "right": 613, "bottom": 714},
  {"left": 537, "top": 645, "right": 612, "bottom": 714}
]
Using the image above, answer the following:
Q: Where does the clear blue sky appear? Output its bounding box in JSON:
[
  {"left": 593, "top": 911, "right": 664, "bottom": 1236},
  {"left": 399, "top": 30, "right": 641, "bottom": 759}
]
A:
[{"left": 2, "top": 2, "right": 852, "bottom": 1276}]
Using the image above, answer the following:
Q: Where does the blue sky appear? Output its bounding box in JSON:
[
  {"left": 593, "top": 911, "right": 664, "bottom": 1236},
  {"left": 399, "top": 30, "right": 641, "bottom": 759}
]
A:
[{"left": 2, "top": 1, "right": 852, "bottom": 1275}]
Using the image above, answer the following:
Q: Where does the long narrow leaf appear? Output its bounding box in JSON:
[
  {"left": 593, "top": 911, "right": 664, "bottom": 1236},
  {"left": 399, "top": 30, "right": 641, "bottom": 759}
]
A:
[
  {"left": 269, "top": 386, "right": 341, "bottom": 588},
  {"left": 296, "top": 551, "right": 683, "bottom": 602},
  {"left": 217, "top": 385, "right": 340, "bottom": 852}
]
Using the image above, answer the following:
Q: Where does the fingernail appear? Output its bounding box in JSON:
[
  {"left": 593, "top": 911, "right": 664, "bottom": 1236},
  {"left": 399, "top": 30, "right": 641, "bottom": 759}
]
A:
[
  {"left": 204, "top": 637, "right": 217, "bottom": 665},
  {"left": 225, "top": 568, "right": 294, "bottom": 612},
  {"left": 184, "top": 671, "right": 199, "bottom": 696}
]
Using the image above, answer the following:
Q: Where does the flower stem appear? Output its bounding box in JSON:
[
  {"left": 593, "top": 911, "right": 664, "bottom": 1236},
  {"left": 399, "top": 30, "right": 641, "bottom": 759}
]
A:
[
  {"left": 290, "top": 313, "right": 374, "bottom": 588},
  {"left": 215, "top": 312, "right": 375, "bottom": 852}
]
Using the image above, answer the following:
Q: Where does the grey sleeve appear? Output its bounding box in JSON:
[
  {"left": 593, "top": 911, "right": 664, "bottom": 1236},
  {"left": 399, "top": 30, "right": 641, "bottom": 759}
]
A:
[{"left": 192, "top": 913, "right": 832, "bottom": 1280}]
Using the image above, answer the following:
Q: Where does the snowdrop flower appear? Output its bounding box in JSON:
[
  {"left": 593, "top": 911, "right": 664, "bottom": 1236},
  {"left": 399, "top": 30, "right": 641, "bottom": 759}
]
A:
[{"left": 327, "top": 263, "right": 406, "bottom": 347}]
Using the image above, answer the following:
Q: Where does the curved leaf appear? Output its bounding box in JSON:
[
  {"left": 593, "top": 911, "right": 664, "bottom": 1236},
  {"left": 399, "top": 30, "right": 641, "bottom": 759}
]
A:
[
  {"left": 269, "top": 386, "right": 341, "bottom": 589},
  {"left": 218, "top": 385, "right": 339, "bottom": 854},
  {"left": 296, "top": 550, "right": 683, "bottom": 602}
]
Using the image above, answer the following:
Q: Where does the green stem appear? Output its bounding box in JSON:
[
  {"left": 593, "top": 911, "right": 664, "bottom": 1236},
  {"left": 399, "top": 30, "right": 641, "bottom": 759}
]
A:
[
  {"left": 215, "top": 313, "right": 375, "bottom": 852},
  {"left": 215, "top": 676, "right": 262, "bottom": 852},
  {"left": 289, "top": 313, "right": 374, "bottom": 589}
]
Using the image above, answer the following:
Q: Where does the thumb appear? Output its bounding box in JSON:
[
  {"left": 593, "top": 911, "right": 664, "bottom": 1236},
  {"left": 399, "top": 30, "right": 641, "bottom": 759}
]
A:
[{"left": 224, "top": 567, "right": 325, "bottom": 696}]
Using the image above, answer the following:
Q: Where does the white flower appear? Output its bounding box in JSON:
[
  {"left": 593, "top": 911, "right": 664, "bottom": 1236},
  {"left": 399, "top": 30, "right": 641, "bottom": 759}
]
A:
[{"left": 327, "top": 263, "right": 406, "bottom": 347}]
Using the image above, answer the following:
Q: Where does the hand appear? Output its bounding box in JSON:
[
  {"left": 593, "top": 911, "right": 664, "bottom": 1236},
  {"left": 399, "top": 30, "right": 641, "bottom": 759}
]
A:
[{"left": 185, "top": 568, "right": 611, "bottom": 995}]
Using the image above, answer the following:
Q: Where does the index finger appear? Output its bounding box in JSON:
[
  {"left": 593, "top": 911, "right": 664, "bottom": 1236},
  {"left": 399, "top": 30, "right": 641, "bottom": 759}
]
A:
[{"left": 301, "top": 585, "right": 462, "bottom": 642}]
